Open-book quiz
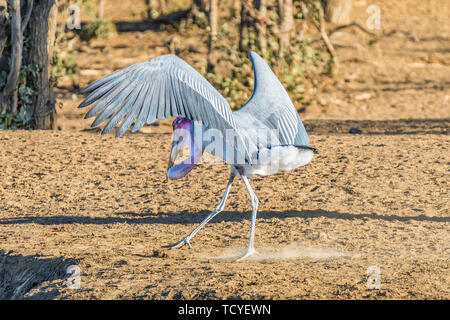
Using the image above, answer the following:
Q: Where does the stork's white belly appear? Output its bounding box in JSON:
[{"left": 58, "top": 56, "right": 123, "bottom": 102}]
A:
[{"left": 236, "top": 146, "right": 314, "bottom": 177}]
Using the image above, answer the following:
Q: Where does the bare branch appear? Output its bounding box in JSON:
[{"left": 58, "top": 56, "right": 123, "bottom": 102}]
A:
[{"left": 317, "top": 4, "right": 338, "bottom": 74}]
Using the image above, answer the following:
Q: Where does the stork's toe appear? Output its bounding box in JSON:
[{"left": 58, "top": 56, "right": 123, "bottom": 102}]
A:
[
  {"left": 236, "top": 248, "right": 260, "bottom": 261},
  {"left": 162, "top": 237, "right": 192, "bottom": 249}
]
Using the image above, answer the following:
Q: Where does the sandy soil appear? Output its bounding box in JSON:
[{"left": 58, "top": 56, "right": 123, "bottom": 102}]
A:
[
  {"left": 0, "top": 127, "right": 448, "bottom": 299},
  {"left": 0, "top": 0, "right": 449, "bottom": 299}
]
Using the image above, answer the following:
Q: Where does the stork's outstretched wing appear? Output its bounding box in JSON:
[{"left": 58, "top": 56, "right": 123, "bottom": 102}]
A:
[
  {"left": 234, "top": 52, "right": 309, "bottom": 147},
  {"left": 78, "top": 54, "right": 252, "bottom": 163}
]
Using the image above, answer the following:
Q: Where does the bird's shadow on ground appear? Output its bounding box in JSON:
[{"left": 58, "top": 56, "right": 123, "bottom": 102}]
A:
[
  {"left": 0, "top": 209, "right": 448, "bottom": 226},
  {"left": 0, "top": 250, "right": 78, "bottom": 299}
]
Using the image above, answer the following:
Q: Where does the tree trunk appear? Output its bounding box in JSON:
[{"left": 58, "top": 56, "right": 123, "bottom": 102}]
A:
[
  {"left": 0, "top": 0, "right": 22, "bottom": 115},
  {"left": 0, "top": 1, "right": 8, "bottom": 60},
  {"left": 25, "top": 0, "right": 57, "bottom": 129},
  {"left": 159, "top": 0, "right": 166, "bottom": 15},
  {"left": 255, "top": 0, "right": 266, "bottom": 53},
  {"left": 279, "top": 0, "right": 294, "bottom": 58},
  {"left": 97, "top": 0, "right": 105, "bottom": 19},
  {"left": 324, "top": 0, "right": 352, "bottom": 25},
  {"left": 297, "top": 1, "right": 308, "bottom": 41},
  {"left": 209, "top": 0, "right": 217, "bottom": 38},
  {"left": 21, "top": 0, "right": 34, "bottom": 33},
  {"left": 233, "top": 0, "right": 240, "bottom": 21},
  {"left": 206, "top": 0, "right": 217, "bottom": 73},
  {"left": 146, "top": 0, "right": 155, "bottom": 19},
  {"left": 238, "top": 0, "right": 246, "bottom": 51}
]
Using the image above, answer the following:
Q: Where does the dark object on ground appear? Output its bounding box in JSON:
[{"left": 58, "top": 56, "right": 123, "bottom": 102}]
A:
[{"left": 349, "top": 127, "right": 362, "bottom": 134}]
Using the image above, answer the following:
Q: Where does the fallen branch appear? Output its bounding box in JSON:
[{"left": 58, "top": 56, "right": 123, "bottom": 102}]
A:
[
  {"left": 152, "top": 9, "right": 190, "bottom": 24},
  {"left": 328, "top": 22, "right": 376, "bottom": 38},
  {"left": 309, "top": 21, "right": 377, "bottom": 45}
]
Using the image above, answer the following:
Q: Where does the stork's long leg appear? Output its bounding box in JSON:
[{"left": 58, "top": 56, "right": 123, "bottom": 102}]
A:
[
  {"left": 163, "top": 173, "right": 235, "bottom": 249},
  {"left": 237, "top": 175, "right": 260, "bottom": 261}
]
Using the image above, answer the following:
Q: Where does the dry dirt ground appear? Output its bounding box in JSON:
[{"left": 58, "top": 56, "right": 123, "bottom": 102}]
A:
[
  {"left": 0, "top": 0, "right": 449, "bottom": 299},
  {"left": 0, "top": 129, "right": 448, "bottom": 299}
]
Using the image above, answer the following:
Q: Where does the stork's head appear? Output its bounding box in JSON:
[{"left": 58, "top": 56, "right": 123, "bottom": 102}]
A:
[{"left": 167, "top": 117, "right": 202, "bottom": 179}]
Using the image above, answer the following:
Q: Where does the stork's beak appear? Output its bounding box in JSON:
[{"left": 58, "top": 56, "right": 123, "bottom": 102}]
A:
[
  {"left": 167, "top": 123, "right": 201, "bottom": 180},
  {"left": 167, "top": 134, "right": 183, "bottom": 170}
]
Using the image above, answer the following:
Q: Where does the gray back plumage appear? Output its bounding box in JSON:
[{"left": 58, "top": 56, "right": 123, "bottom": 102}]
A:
[{"left": 234, "top": 52, "right": 309, "bottom": 147}]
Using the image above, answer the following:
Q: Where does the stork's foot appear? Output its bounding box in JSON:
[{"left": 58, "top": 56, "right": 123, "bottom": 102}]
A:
[
  {"left": 162, "top": 236, "right": 192, "bottom": 249},
  {"left": 236, "top": 248, "right": 260, "bottom": 261}
]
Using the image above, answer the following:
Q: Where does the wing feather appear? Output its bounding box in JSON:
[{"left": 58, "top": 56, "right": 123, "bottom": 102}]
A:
[
  {"left": 116, "top": 83, "right": 148, "bottom": 137},
  {"left": 145, "top": 81, "right": 159, "bottom": 125},
  {"left": 132, "top": 83, "right": 155, "bottom": 132},
  {"left": 84, "top": 79, "right": 130, "bottom": 119},
  {"left": 91, "top": 85, "right": 133, "bottom": 128},
  {"left": 234, "top": 51, "right": 310, "bottom": 147},
  {"left": 102, "top": 85, "right": 142, "bottom": 135},
  {"left": 79, "top": 65, "right": 133, "bottom": 94},
  {"left": 78, "top": 74, "right": 128, "bottom": 108},
  {"left": 78, "top": 54, "right": 253, "bottom": 163}
]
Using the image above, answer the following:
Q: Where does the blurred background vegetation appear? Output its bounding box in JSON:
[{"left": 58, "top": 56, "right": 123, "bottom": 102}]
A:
[{"left": 0, "top": 0, "right": 372, "bottom": 129}]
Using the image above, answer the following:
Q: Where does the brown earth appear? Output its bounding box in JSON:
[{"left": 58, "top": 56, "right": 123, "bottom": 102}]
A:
[
  {"left": 0, "top": 129, "right": 448, "bottom": 299},
  {"left": 0, "top": 0, "right": 449, "bottom": 299}
]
